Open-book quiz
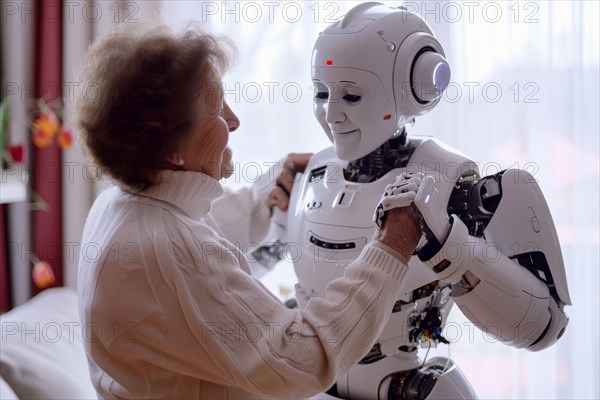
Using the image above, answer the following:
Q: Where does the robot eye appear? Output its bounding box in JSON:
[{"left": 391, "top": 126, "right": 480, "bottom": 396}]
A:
[
  {"left": 343, "top": 94, "right": 361, "bottom": 103},
  {"left": 315, "top": 91, "right": 329, "bottom": 100}
]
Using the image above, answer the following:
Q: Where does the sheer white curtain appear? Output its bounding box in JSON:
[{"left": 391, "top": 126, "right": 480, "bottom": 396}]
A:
[
  {"left": 161, "top": 1, "right": 599, "bottom": 399},
  {"left": 62, "top": 1, "right": 163, "bottom": 290}
]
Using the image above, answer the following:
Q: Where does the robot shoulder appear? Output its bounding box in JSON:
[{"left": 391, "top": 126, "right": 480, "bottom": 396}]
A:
[
  {"left": 308, "top": 146, "right": 342, "bottom": 167},
  {"left": 409, "top": 136, "right": 480, "bottom": 181}
]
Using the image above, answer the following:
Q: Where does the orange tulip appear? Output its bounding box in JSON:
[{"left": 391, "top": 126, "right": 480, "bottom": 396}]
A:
[
  {"left": 57, "top": 127, "right": 73, "bottom": 149},
  {"left": 33, "top": 111, "right": 60, "bottom": 137},
  {"left": 32, "top": 260, "right": 56, "bottom": 289},
  {"left": 32, "top": 129, "right": 54, "bottom": 148}
]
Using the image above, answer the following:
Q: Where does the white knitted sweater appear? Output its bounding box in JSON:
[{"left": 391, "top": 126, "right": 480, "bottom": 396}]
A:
[{"left": 78, "top": 170, "right": 408, "bottom": 399}]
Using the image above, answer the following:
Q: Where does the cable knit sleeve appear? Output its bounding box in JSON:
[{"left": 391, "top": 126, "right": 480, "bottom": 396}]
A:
[
  {"left": 79, "top": 174, "right": 410, "bottom": 399},
  {"left": 204, "top": 162, "right": 282, "bottom": 247},
  {"left": 146, "top": 216, "right": 409, "bottom": 398}
]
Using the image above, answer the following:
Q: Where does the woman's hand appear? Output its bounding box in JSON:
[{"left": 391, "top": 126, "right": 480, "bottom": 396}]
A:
[
  {"left": 268, "top": 153, "right": 312, "bottom": 212},
  {"left": 372, "top": 172, "right": 425, "bottom": 263},
  {"left": 374, "top": 207, "right": 422, "bottom": 264}
]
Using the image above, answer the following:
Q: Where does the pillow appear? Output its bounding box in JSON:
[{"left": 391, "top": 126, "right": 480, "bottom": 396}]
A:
[{"left": 0, "top": 287, "right": 97, "bottom": 399}]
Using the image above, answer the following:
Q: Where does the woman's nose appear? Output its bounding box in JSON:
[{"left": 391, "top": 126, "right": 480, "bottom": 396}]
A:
[{"left": 223, "top": 102, "right": 240, "bottom": 132}]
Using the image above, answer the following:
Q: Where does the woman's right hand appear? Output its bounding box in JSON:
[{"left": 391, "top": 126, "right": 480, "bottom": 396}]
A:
[
  {"left": 372, "top": 172, "right": 425, "bottom": 263},
  {"left": 374, "top": 207, "right": 422, "bottom": 263}
]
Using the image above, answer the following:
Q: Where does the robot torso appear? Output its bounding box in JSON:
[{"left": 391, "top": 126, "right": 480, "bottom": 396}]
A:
[{"left": 287, "top": 137, "right": 479, "bottom": 357}]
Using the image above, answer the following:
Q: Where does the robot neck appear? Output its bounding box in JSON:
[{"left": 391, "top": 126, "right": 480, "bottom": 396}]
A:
[{"left": 344, "top": 128, "right": 417, "bottom": 183}]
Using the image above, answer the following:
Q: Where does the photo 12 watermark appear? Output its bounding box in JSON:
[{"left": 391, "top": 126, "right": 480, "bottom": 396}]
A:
[
  {"left": 198, "top": 1, "right": 343, "bottom": 24},
  {"left": 400, "top": 1, "right": 540, "bottom": 24},
  {"left": 1, "top": 1, "right": 140, "bottom": 24}
]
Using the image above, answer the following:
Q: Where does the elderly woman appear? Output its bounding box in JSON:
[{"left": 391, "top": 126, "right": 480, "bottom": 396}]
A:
[{"left": 75, "top": 22, "right": 421, "bottom": 399}]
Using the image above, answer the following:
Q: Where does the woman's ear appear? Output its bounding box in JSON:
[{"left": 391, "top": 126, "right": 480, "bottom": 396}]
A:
[{"left": 166, "top": 152, "right": 185, "bottom": 167}]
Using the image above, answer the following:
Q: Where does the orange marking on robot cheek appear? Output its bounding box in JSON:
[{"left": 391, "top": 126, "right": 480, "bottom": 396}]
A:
[{"left": 383, "top": 114, "right": 392, "bottom": 120}]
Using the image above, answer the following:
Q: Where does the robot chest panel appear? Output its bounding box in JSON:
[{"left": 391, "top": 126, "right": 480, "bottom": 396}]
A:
[
  {"left": 301, "top": 165, "right": 396, "bottom": 229},
  {"left": 288, "top": 160, "right": 402, "bottom": 297},
  {"left": 287, "top": 149, "right": 442, "bottom": 299}
]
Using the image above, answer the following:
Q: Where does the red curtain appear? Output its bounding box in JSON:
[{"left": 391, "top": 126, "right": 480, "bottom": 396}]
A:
[
  {"left": 32, "top": 0, "right": 63, "bottom": 295},
  {"left": 0, "top": 205, "right": 10, "bottom": 311}
]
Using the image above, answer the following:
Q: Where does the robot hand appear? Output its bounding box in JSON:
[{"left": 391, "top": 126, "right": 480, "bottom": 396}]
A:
[
  {"left": 373, "top": 172, "right": 425, "bottom": 229},
  {"left": 413, "top": 175, "right": 452, "bottom": 243}
]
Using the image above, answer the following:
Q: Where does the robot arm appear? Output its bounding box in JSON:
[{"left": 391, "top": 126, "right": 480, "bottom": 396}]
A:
[{"left": 414, "top": 170, "right": 570, "bottom": 351}]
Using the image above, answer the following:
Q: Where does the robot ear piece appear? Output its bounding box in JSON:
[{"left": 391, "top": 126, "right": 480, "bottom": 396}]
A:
[
  {"left": 411, "top": 50, "right": 451, "bottom": 103},
  {"left": 393, "top": 32, "right": 450, "bottom": 117}
]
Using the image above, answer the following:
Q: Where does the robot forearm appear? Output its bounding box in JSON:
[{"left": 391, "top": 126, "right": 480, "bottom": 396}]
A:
[{"left": 418, "top": 216, "right": 566, "bottom": 350}]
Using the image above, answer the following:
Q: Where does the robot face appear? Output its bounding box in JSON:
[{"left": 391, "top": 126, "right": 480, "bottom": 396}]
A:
[
  {"left": 311, "top": 3, "right": 450, "bottom": 162},
  {"left": 313, "top": 67, "right": 396, "bottom": 161}
]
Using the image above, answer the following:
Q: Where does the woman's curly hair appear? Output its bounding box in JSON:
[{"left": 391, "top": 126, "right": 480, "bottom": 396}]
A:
[{"left": 74, "top": 21, "right": 236, "bottom": 190}]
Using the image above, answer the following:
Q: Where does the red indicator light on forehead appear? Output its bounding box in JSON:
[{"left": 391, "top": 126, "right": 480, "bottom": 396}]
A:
[{"left": 326, "top": 59, "right": 333, "bottom": 66}]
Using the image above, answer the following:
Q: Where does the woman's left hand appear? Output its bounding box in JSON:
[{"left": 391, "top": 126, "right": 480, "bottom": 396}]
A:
[{"left": 268, "top": 153, "right": 312, "bottom": 212}]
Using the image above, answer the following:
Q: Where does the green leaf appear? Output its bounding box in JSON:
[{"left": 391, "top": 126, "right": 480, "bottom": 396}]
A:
[{"left": 0, "top": 98, "right": 9, "bottom": 149}]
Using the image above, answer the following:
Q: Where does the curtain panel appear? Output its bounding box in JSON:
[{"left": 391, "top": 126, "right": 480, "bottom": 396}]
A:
[{"left": 1, "top": 0, "right": 161, "bottom": 307}]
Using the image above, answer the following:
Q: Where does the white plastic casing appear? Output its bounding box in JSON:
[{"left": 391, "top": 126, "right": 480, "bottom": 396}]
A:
[{"left": 311, "top": 2, "right": 450, "bottom": 160}]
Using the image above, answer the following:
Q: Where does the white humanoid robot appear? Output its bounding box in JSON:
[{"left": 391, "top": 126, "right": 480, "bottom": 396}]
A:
[{"left": 277, "top": 3, "right": 571, "bottom": 399}]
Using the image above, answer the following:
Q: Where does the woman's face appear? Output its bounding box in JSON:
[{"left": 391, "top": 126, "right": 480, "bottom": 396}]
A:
[{"left": 179, "top": 82, "right": 240, "bottom": 180}]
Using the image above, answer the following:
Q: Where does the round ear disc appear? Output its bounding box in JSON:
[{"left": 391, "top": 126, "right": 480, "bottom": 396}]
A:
[
  {"left": 393, "top": 31, "right": 449, "bottom": 116},
  {"left": 411, "top": 51, "right": 451, "bottom": 103}
]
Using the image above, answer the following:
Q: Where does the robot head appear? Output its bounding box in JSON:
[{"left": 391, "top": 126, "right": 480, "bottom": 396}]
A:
[{"left": 312, "top": 2, "right": 450, "bottom": 161}]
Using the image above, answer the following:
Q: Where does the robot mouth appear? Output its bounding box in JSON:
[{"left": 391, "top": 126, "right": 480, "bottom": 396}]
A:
[{"left": 334, "top": 129, "right": 359, "bottom": 135}]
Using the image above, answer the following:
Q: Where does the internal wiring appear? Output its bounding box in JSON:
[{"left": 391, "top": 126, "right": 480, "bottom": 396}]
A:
[
  {"left": 421, "top": 339, "right": 433, "bottom": 368},
  {"left": 444, "top": 341, "right": 452, "bottom": 372}
]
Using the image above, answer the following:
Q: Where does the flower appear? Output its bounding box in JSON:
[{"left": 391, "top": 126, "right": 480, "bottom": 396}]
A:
[
  {"left": 7, "top": 144, "right": 25, "bottom": 163},
  {"left": 57, "top": 127, "right": 73, "bottom": 150},
  {"left": 0, "top": 98, "right": 26, "bottom": 164},
  {"left": 33, "top": 128, "right": 55, "bottom": 148},
  {"left": 31, "top": 101, "right": 72, "bottom": 150},
  {"left": 33, "top": 111, "right": 60, "bottom": 137},
  {"left": 32, "top": 260, "right": 56, "bottom": 289}
]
